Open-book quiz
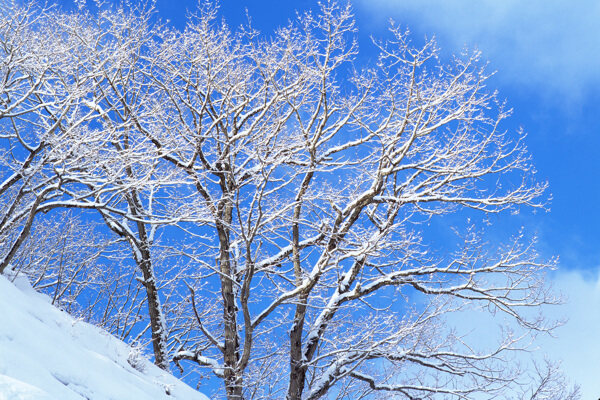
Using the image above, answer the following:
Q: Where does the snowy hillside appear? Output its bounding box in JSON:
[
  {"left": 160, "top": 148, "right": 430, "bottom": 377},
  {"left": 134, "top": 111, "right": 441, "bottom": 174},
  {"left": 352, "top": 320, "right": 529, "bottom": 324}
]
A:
[{"left": 0, "top": 274, "right": 208, "bottom": 400}]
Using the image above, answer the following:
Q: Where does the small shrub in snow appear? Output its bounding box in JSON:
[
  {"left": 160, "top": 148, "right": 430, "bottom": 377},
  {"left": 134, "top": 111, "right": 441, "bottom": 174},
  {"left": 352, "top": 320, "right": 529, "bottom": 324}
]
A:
[{"left": 127, "top": 342, "right": 148, "bottom": 373}]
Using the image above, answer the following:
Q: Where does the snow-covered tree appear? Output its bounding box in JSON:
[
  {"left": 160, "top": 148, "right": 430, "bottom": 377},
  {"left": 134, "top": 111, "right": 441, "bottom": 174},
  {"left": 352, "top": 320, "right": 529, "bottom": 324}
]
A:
[
  {"left": 0, "top": 1, "right": 578, "bottom": 399},
  {"left": 0, "top": 2, "right": 174, "bottom": 370}
]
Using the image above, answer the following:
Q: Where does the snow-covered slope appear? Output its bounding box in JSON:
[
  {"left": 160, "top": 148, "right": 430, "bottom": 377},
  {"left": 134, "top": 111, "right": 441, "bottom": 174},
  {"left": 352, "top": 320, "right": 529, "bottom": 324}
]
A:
[{"left": 0, "top": 274, "right": 208, "bottom": 400}]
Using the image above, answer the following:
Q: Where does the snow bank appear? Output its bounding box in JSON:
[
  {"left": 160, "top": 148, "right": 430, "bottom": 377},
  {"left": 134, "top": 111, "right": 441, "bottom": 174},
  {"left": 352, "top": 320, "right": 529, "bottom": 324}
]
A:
[{"left": 0, "top": 274, "right": 208, "bottom": 400}]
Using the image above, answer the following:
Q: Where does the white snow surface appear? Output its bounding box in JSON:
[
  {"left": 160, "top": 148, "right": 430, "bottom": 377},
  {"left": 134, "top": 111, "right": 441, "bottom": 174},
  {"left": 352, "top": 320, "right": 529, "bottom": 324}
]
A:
[{"left": 0, "top": 274, "right": 209, "bottom": 400}]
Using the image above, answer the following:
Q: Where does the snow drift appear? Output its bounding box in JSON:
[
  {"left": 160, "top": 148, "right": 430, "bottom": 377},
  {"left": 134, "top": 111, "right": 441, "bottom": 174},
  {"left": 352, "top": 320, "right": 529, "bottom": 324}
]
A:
[{"left": 0, "top": 273, "right": 208, "bottom": 400}]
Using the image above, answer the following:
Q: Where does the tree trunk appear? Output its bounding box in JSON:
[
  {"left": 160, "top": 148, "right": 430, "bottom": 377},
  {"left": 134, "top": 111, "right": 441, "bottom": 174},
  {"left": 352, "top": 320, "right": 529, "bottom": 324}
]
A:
[
  {"left": 217, "top": 193, "right": 242, "bottom": 399},
  {"left": 125, "top": 190, "right": 170, "bottom": 371},
  {"left": 136, "top": 239, "right": 169, "bottom": 371},
  {"left": 287, "top": 294, "right": 308, "bottom": 400}
]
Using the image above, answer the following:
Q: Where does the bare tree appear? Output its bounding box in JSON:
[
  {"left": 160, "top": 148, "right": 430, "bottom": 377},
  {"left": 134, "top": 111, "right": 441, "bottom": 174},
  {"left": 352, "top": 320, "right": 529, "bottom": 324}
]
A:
[
  {"left": 0, "top": 2, "right": 175, "bottom": 370},
  {"left": 517, "top": 358, "right": 580, "bottom": 400},
  {"left": 8, "top": 211, "right": 105, "bottom": 310},
  {"left": 140, "top": 3, "right": 555, "bottom": 399},
  {"left": 0, "top": 3, "right": 72, "bottom": 273},
  {"left": 0, "top": 1, "right": 572, "bottom": 399}
]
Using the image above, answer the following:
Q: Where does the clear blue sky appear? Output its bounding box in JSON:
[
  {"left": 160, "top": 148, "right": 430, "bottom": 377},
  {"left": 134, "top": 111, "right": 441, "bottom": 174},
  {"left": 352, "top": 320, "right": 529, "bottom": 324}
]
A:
[{"left": 53, "top": 0, "right": 600, "bottom": 396}]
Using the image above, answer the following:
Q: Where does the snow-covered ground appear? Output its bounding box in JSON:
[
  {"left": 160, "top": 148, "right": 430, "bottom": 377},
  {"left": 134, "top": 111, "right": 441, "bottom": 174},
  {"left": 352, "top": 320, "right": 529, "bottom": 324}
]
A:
[{"left": 0, "top": 273, "right": 209, "bottom": 400}]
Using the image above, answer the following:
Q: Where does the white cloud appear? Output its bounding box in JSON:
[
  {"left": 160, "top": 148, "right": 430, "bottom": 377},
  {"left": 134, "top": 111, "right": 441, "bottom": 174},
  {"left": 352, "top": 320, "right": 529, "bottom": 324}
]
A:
[
  {"left": 443, "top": 269, "right": 600, "bottom": 398},
  {"left": 357, "top": 0, "right": 600, "bottom": 102},
  {"left": 539, "top": 270, "right": 600, "bottom": 398}
]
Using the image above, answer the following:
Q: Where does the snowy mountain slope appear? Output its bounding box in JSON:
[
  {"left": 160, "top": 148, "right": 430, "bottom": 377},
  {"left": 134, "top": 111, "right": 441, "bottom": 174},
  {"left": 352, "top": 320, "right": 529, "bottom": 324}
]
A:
[{"left": 0, "top": 274, "right": 209, "bottom": 400}]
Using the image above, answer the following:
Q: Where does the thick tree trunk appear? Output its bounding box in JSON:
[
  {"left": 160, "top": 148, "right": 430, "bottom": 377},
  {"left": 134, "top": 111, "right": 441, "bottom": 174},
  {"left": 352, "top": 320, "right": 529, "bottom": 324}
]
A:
[
  {"left": 217, "top": 190, "right": 242, "bottom": 399},
  {"left": 287, "top": 295, "right": 308, "bottom": 400}
]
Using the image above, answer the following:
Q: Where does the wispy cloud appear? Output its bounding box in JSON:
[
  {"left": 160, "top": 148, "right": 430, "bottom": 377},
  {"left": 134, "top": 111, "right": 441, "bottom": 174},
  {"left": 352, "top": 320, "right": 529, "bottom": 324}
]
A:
[
  {"left": 444, "top": 269, "right": 600, "bottom": 397},
  {"left": 357, "top": 0, "right": 600, "bottom": 102},
  {"left": 541, "top": 270, "right": 600, "bottom": 398}
]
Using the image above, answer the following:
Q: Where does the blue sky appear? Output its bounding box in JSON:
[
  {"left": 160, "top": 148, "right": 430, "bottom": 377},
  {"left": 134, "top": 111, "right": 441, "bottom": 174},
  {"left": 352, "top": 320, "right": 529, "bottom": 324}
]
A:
[{"left": 50, "top": 0, "right": 600, "bottom": 396}]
